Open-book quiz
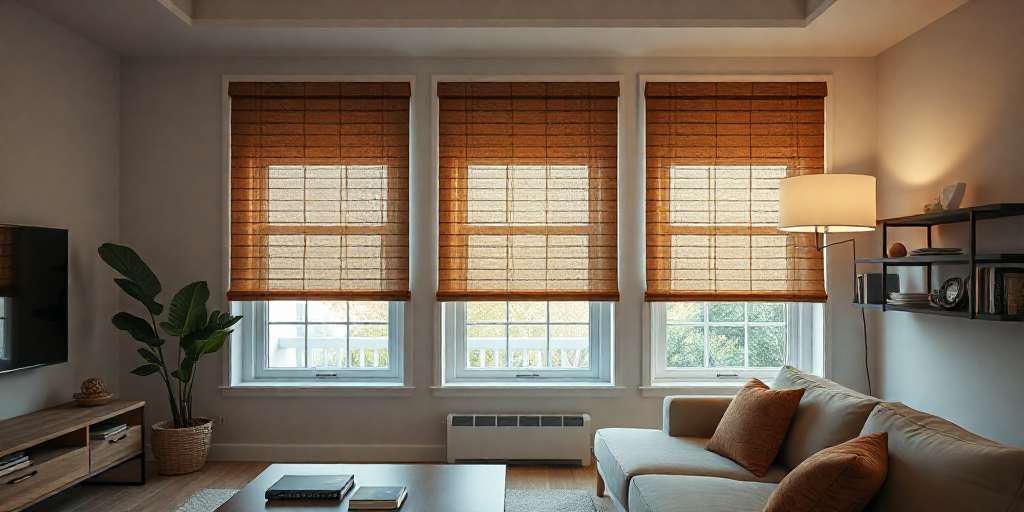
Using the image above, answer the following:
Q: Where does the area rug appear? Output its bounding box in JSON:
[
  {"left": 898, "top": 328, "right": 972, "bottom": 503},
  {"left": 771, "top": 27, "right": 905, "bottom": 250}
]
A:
[{"left": 175, "top": 488, "right": 614, "bottom": 512}]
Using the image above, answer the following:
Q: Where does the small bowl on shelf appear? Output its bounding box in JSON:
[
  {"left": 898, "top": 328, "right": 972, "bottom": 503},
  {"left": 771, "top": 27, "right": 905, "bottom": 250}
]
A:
[{"left": 73, "top": 391, "right": 114, "bottom": 407}]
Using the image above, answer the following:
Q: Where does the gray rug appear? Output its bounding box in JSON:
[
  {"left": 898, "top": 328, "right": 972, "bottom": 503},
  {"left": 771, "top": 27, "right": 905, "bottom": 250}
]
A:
[{"left": 175, "top": 488, "right": 614, "bottom": 512}]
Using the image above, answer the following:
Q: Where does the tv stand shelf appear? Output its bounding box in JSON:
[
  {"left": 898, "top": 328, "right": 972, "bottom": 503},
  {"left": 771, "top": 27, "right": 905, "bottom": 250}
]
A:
[
  {"left": 854, "top": 202, "right": 1024, "bottom": 321},
  {"left": 0, "top": 400, "right": 145, "bottom": 512}
]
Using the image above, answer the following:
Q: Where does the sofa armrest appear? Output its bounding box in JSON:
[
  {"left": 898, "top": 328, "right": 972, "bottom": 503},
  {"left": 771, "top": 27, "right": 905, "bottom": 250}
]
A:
[{"left": 662, "top": 395, "right": 733, "bottom": 438}]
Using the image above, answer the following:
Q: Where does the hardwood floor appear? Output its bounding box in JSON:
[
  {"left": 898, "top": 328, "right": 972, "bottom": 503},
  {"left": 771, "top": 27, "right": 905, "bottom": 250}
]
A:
[{"left": 28, "top": 461, "right": 598, "bottom": 512}]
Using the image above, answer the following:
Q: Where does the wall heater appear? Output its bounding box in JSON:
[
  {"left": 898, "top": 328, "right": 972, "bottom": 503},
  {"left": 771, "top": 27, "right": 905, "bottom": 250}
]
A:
[{"left": 445, "top": 413, "right": 591, "bottom": 465}]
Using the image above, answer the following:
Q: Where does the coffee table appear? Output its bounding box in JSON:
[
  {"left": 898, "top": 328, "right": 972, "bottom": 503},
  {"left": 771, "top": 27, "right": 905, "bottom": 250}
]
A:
[{"left": 215, "top": 463, "right": 506, "bottom": 511}]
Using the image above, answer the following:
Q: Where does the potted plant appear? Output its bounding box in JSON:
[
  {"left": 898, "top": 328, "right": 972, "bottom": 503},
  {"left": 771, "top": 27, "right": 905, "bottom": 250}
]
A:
[{"left": 98, "top": 243, "right": 241, "bottom": 475}]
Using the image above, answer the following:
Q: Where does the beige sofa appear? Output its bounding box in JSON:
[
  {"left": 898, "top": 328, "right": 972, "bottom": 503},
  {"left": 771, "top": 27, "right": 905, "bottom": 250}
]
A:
[{"left": 594, "top": 366, "right": 1024, "bottom": 512}]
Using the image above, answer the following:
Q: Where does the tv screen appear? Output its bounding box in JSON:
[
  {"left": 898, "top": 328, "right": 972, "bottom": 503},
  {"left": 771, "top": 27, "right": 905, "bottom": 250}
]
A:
[{"left": 0, "top": 225, "right": 68, "bottom": 374}]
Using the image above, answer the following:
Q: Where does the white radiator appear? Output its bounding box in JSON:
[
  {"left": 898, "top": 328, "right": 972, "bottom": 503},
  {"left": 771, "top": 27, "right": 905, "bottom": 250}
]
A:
[{"left": 445, "top": 413, "right": 591, "bottom": 466}]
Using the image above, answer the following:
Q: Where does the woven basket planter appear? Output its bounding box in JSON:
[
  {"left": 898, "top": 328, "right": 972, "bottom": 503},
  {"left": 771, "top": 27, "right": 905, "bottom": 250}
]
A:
[{"left": 151, "top": 418, "right": 213, "bottom": 475}]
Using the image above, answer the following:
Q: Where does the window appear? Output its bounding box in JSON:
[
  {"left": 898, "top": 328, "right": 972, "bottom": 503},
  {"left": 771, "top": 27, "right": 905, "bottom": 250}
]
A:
[
  {"left": 237, "top": 300, "right": 403, "bottom": 382},
  {"left": 442, "top": 301, "right": 612, "bottom": 383},
  {"left": 651, "top": 301, "right": 819, "bottom": 383},
  {"left": 227, "top": 81, "right": 411, "bottom": 386}
]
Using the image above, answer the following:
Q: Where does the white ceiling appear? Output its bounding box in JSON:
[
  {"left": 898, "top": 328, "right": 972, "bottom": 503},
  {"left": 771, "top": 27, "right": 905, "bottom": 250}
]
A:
[{"left": 20, "top": 0, "right": 968, "bottom": 58}]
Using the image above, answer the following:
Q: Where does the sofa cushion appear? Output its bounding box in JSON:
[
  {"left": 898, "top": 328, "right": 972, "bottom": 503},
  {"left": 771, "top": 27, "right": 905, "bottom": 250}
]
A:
[
  {"left": 707, "top": 378, "right": 804, "bottom": 477},
  {"left": 628, "top": 475, "right": 777, "bottom": 512},
  {"left": 594, "top": 428, "right": 787, "bottom": 507},
  {"left": 860, "top": 402, "right": 1024, "bottom": 512},
  {"left": 764, "top": 432, "right": 889, "bottom": 512},
  {"left": 773, "top": 365, "right": 880, "bottom": 469}
]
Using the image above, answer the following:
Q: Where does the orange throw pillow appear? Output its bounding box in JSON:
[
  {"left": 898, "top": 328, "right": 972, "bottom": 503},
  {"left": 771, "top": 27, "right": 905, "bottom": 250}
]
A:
[
  {"left": 706, "top": 378, "right": 804, "bottom": 477},
  {"left": 764, "top": 432, "right": 889, "bottom": 512}
]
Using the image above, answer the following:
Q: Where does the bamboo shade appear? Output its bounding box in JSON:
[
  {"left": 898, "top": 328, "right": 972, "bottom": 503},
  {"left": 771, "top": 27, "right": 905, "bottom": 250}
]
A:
[
  {"left": 437, "top": 82, "right": 619, "bottom": 301},
  {"left": 645, "top": 82, "right": 827, "bottom": 303},
  {"left": 228, "top": 82, "right": 410, "bottom": 301}
]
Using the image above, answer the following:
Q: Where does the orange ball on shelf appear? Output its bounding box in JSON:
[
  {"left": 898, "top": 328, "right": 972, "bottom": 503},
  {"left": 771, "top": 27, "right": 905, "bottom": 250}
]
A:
[{"left": 888, "top": 242, "right": 908, "bottom": 258}]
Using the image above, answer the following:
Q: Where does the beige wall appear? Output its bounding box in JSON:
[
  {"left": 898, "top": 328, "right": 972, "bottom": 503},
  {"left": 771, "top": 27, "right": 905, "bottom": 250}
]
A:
[
  {"left": 118, "top": 56, "right": 876, "bottom": 459},
  {"left": 874, "top": 0, "right": 1024, "bottom": 447},
  {"left": 0, "top": 1, "right": 121, "bottom": 418}
]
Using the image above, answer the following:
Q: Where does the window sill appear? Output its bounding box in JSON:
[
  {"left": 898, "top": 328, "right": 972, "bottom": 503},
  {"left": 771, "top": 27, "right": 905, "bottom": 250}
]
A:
[
  {"left": 431, "top": 383, "right": 624, "bottom": 398},
  {"left": 220, "top": 382, "right": 415, "bottom": 397},
  {"left": 639, "top": 382, "right": 746, "bottom": 397}
]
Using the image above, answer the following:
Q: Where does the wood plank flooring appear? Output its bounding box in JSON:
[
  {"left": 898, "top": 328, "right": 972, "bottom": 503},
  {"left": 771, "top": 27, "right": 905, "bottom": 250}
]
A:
[{"left": 27, "top": 461, "right": 598, "bottom": 512}]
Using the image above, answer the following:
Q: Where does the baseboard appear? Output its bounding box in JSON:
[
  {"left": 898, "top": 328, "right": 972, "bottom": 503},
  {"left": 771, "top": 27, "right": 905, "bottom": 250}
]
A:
[{"left": 204, "top": 443, "right": 446, "bottom": 462}]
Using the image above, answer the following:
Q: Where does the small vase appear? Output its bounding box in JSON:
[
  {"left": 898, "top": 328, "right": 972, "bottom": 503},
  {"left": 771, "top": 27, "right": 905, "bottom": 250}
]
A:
[{"left": 150, "top": 418, "right": 213, "bottom": 475}]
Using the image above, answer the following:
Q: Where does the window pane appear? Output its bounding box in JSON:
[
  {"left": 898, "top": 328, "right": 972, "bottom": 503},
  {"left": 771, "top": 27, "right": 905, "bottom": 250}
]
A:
[
  {"left": 349, "top": 324, "right": 389, "bottom": 368},
  {"left": 509, "top": 324, "right": 547, "bottom": 368},
  {"left": 708, "top": 326, "right": 744, "bottom": 367},
  {"left": 666, "top": 326, "right": 704, "bottom": 368},
  {"left": 748, "top": 326, "right": 785, "bottom": 367},
  {"left": 666, "top": 302, "right": 703, "bottom": 323},
  {"left": 307, "top": 324, "right": 347, "bottom": 368},
  {"left": 550, "top": 324, "right": 589, "bottom": 369},
  {"left": 269, "top": 301, "right": 305, "bottom": 322},
  {"left": 749, "top": 303, "right": 785, "bottom": 323},
  {"left": 268, "top": 324, "right": 305, "bottom": 368},
  {"left": 308, "top": 301, "right": 347, "bottom": 323},
  {"left": 550, "top": 301, "right": 589, "bottom": 323},
  {"left": 349, "top": 301, "right": 388, "bottom": 322},
  {"left": 509, "top": 301, "right": 546, "bottom": 322},
  {"left": 467, "top": 324, "right": 507, "bottom": 368},
  {"left": 708, "top": 303, "right": 745, "bottom": 322},
  {"left": 467, "top": 302, "right": 506, "bottom": 323}
]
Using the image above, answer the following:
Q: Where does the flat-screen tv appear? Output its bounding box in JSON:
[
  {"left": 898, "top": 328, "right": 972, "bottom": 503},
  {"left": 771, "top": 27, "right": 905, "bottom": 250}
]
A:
[{"left": 0, "top": 225, "right": 68, "bottom": 374}]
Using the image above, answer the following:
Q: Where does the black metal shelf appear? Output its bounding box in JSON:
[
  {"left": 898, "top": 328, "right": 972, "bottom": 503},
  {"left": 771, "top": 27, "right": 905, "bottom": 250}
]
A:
[{"left": 854, "top": 203, "right": 1024, "bottom": 322}]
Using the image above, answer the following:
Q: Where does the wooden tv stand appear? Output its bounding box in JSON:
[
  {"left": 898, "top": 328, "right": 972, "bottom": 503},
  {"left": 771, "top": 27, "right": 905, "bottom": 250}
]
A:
[{"left": 0, "top": 400, "right": 145, "bottom": 512}]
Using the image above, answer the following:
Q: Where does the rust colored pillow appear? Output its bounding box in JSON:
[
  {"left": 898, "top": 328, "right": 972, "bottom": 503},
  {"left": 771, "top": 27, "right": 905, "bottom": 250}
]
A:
[
  {"left": 706, "top": 378, "right": 804, "bottom": 477},
  {"left": 764, "top": 432, "right": 889, "bottom": 512}
]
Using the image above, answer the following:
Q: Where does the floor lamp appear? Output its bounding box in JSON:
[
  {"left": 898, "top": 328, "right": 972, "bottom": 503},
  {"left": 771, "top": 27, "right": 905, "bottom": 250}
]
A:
[{"left": 777, "top": 173, "right": 877, "bottom": 394}]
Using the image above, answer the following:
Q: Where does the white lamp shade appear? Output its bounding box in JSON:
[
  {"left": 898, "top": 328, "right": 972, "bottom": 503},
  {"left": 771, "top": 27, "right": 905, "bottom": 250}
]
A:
[{"left": 778, "top": 174, "right": 876, "bottom": 233}]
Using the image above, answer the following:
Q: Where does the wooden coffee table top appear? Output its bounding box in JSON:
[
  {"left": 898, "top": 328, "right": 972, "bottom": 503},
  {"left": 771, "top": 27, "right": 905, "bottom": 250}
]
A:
[{"left": 215, "top": 463, "right": 506, "bottom": 512}]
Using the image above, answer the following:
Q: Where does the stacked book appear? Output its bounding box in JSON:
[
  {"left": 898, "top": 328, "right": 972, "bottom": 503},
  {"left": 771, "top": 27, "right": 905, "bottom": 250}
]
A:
[
  {"left": 266, "top": 474, "right": 355, "bottom": 501},
  {"left": 910, "top": 247, "right": 963, "bottom": 256},
  {"left": 887, "top": 292, "right": 932, "bottom": 307},
  {"left": 0, "top": 451, "right": 31, "bottom": 477},
  {"left": 976, "top": 265, "right": 1024, "bottom": 316},
  {"left": 349, "top": 486, "right": 409, "bottom": 510},
  {"left": 91, "top": 421, "right": 128, "bottom": 440}
]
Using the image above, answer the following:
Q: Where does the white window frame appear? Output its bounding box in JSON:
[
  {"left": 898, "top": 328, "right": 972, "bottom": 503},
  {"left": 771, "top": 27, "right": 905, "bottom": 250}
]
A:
[
  {"left": 649, "top": 302, "right": 821, "bottom": 385},
  {"left": 441, "top": 302, "right": 613, "bottom": 384},
  {"left": 235, "top": 300, "right": 404, "bottom": 383}
]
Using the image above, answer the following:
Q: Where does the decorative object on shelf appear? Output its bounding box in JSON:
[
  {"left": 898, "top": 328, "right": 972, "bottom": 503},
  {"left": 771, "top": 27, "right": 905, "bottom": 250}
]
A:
[
  {"left": 939, "top": 182, "right": 967, "bottom": 210},
  {"left": 73, "top": 377, "right": 113, "bottom": 407},
  {"left": 887, "top": 292, "right": 932, "bottom": 307},
  {"left": 857, "top": 273, "right": 900, "bottom": 304},
  {"left": 98, "top": 243, "right": 242, "bottom": 475},
  {"left": 910, "top": 247, "right": 963, "bottom": 256},
  {"left": 932, "top": 276, "right": 969, "bottom": 310},
  {"left": 923, "top": 199, "right": 943, "bottom": 213},
  {"left": 887, "top": 242, "right": 907, "bottom": 258}
]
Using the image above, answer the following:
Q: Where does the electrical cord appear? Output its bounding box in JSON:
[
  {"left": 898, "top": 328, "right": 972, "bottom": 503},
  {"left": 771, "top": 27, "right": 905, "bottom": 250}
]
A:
[
  {"left": 861, "top": 307, "right": 872, "bottom": 396},
  {"left": 816, "top": 233, "right": 873, "bottom": 396}
]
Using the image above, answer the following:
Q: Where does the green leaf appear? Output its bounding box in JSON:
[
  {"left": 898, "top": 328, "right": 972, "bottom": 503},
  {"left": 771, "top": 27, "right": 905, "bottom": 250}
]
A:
[
  {"left": 201, "top": 330, "right": 230, "bottom": 355},
  {"left": 114, "top": 278, "right": 163, "bottom": 315},
  {"left": 98, "top": 243, "right": 161, "bottom": 297},
  {"left": 163, "top": 282, "right": 209, "bottom": 337},
  {"left": 183, "top": 310, "right": 242, "bottom": 345},
  {"left": 112, "top": 312, "right": 159, "bottom": 344},
  {"left": 137, "top": 347, "right": 161, "bottom": 364},
  {"left": 130, "top": 364, "right": 160, "bottom": 376},
  {"left": 172, "top": 358, "right": 196, "bottom": 382}
]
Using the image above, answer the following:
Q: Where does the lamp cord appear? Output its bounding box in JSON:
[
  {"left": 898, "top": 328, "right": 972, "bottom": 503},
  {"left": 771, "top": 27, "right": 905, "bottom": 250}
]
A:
[{"left": 861, "top": 307, "right": 872, "bottom": 396}]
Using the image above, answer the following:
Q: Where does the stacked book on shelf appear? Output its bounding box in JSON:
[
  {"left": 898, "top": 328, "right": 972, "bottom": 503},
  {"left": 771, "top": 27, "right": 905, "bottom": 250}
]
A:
[
  {"left": 887, "top": 292, "right": 933, "bottom": 307},
  {"left": 91, "top": 420, "right": 129, "bottom": 440},
  {"left": 975, "top": 264, "right": 1024, "bottom": 317},
  {"left": 0, "top": 451, "right": 31, "bottom": 477},
  {"left": 910, "top": 247, "right": 963, "bottom": 256}
]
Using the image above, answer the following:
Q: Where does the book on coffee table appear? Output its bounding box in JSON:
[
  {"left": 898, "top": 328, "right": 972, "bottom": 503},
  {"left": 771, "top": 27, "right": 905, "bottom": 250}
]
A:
[
  {"left": 348, "top": 486, "right": 408, "bottom": 510},
  {"left": 264, "top": 474, "right": 354, "bottom": 500}
]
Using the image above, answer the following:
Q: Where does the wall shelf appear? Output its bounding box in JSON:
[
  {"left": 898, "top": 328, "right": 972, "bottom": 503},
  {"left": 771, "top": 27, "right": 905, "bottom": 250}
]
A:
[{"left": 853, "top": 202, "right": 1024, "bottom": 322}]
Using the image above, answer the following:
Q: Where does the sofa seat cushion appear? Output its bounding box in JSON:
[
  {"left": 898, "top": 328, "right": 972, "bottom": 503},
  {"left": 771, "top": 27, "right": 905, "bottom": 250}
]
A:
[
  {"left": 773, "top": 365, "right": 880, "bottom": 469},
  {"left": 594, "top": 428, "right": 787, "bottom": 507},
  {"left": 628, "top": 475, "right": 777, "bottom": 512},
  {"left": 860, "top": 402, "right": 1024, "bottom": 511}
]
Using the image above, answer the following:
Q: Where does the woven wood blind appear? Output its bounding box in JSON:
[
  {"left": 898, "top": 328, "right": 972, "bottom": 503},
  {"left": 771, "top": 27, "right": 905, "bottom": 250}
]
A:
[
  {"left": 437, "top": 82, "right": 619, "bottom": 301},
  {"left": 645, "top": 82, "right": 827, "bottom": 303},
  {"left": 228, "top": 82, "right": 410, "bottom": 301}
]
